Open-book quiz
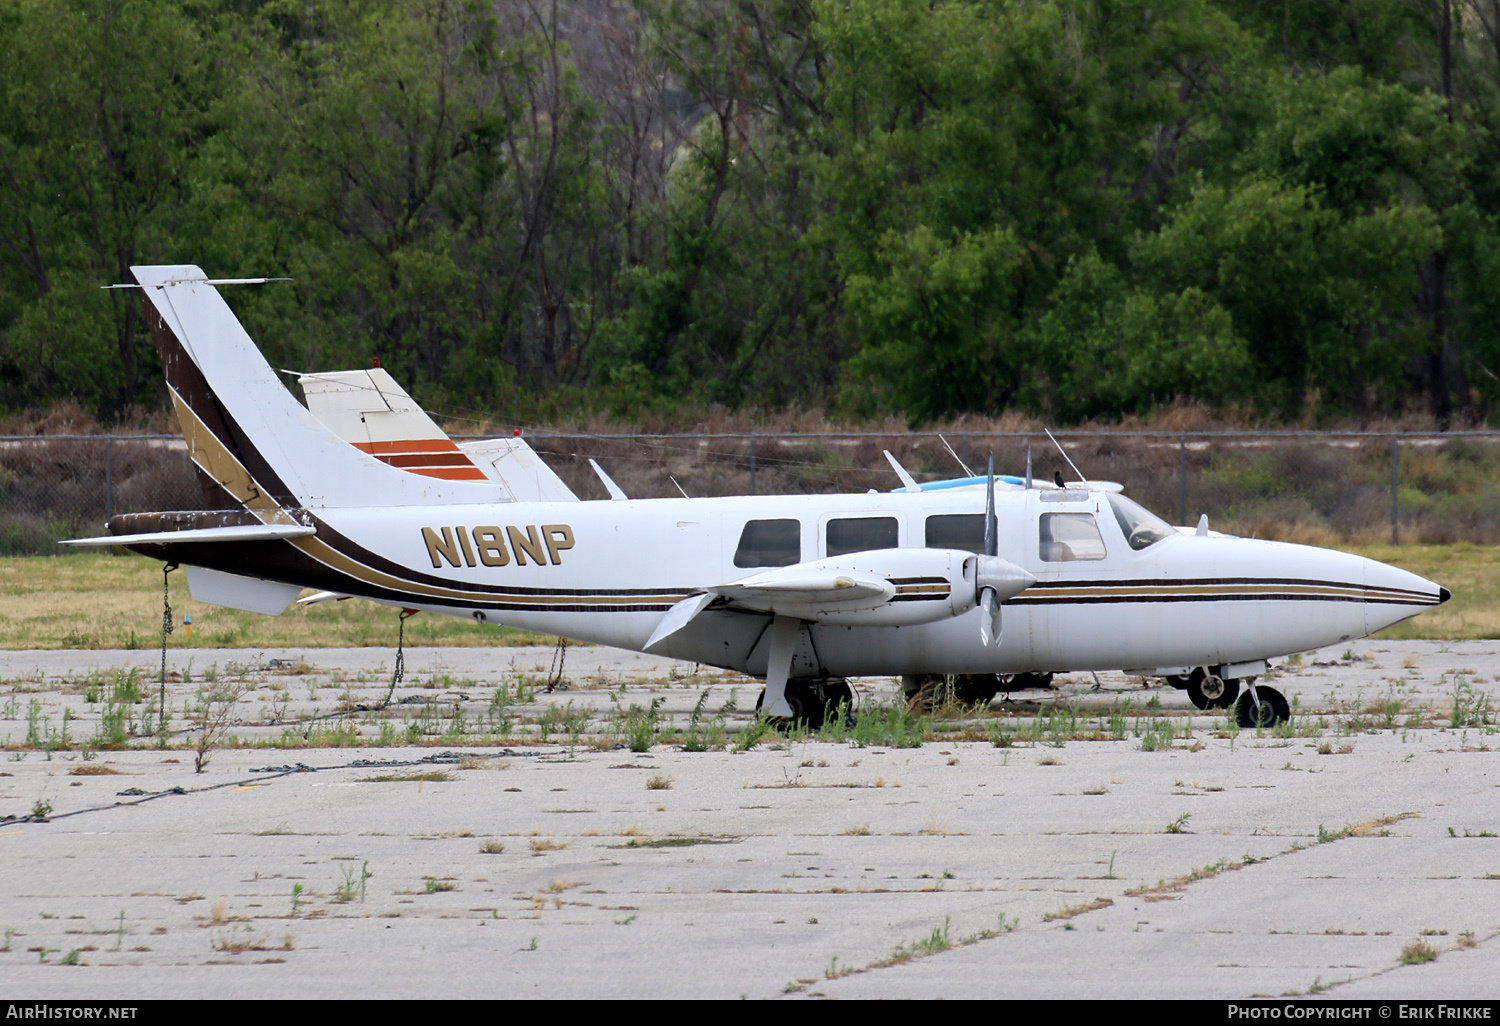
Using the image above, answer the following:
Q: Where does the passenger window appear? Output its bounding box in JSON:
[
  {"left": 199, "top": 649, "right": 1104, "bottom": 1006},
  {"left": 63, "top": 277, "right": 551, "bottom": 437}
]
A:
[
  {"left": 826, "top": 516, "right": 898, "bottom": 557},
  {"left": 1039, "top": 513, "right": 1106, "bottom": 562},
  {"left": 734, "top": 519, "right": 801, "bottom": 568},
  {"left": 925, "top": 514, "right": 985, "bottom": 554}
]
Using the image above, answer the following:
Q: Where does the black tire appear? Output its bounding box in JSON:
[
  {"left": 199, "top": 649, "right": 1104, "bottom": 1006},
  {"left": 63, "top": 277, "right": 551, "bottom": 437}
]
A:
[
  {"left": 1235, "top": 685, "right": 1290, "bottom": 728},
  {"left": 950, "top": 673, "right": 1001, "bottom": 706},
  {"left": 820, "top": 679, "right": 855, "bottom": 726},
  {"left": 902, "top": 674, "right": 944, "bottom": 710},
  {"left": 1164, "top": 673, "right": 1194, "bottom": 691},
  {"left": 756, "top": 679, "right": 834, "bottom": 729},
  {"left": 1006, "top": 672, "right": 1055, "bottom": 691},
  {"left": 1187, "top": 674, "right": 1241, "bottom": 711}
]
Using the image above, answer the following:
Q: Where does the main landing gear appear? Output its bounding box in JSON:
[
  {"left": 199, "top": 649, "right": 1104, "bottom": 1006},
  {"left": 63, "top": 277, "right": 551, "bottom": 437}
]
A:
[
  {"left": 1165, "top": 667, "right": 1289, "bottom": 726},
  {"left": 754, "top": 677, "right": 854, "bottom": 730},
  {"left": 900, "top": 672, "right": 1056, "bottom": 710}
]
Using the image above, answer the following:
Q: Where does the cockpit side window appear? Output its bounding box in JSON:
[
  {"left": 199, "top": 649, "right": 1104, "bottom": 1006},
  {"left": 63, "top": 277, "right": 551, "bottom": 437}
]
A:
[
  {"left": 1107, "top": 493, "right": 1175, "bottom": 551},
  {"left": 1039, "top": 513, "right": 1106, "bottom": 562},
  {"left": 925, "top": 514, "right": 985, "bottom": 554},
  {"left": 826, "top": 516, "right": 898, "bottom": 557},
  {"left": 734, "top": 519, "right": 801, "bottom": 568}
]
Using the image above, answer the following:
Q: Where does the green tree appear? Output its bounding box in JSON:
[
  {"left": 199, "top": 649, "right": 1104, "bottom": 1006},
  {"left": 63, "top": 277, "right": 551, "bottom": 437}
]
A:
[{"left": 0, "top": 0, "right": 218, "bottom": 417}]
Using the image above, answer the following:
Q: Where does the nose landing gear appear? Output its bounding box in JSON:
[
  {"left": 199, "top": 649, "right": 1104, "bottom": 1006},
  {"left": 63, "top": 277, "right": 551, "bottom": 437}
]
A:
[
  {"left": 1167, "top": 667, "right": 1290, "bottom": 725},
  {"left": 1234, "top": 684, "right": 1291, "bottom": 728}
]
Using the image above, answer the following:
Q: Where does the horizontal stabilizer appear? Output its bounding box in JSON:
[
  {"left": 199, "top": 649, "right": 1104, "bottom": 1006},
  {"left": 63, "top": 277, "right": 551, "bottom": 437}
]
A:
[{"left": 62, "top": 524, "right": 316, "bottom": 547}]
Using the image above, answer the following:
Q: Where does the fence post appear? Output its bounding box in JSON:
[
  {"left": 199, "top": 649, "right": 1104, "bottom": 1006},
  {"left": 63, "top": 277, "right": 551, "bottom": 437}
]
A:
[
  {"left": 1391, "top": 435, "right": 1399, "bottom": 545},
  {"left": 105, "top": 435, "right": 113, "bottom": 523},
  {"left": 1179, "top": 432, "right": 1187, "bottom": 527},
  {"left": 749, "top": 433, "right": 756, "bottom": 496}
]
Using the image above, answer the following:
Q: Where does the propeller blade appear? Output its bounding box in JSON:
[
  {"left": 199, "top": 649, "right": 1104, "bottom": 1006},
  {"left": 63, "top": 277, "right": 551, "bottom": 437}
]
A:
[
  {"left": 980, "top": 587, "right": 1001, "bottom": 647},
  {"left": 984, "top": 453, "right": 997, "bottom": 558}
]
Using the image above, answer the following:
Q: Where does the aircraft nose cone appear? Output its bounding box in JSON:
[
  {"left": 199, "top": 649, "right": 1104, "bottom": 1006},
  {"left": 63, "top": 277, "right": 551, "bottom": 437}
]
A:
[{"left": 1363, "top": 558, "right": 1447, "bottom": 635}]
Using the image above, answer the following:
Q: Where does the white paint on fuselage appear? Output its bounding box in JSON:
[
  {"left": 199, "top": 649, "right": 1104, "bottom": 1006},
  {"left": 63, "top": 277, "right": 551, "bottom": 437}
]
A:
[{"left": 314, "top": 486, "right": 1441, "bottom": 678}]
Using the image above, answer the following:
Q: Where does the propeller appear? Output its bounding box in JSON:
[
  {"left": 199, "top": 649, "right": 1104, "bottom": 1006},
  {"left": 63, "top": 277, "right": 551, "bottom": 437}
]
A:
[
  {"left": 979, "top": 454, "right": 1001, "bottom": 646},
  {"left": 972, "top": 454, "right": 1035, "bottom": 645}
]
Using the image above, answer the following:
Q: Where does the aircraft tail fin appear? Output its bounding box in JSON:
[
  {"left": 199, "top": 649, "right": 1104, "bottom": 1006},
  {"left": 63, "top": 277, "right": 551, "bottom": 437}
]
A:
[{"left": 133, "top": 265, "right": 502, "bottom": 512}]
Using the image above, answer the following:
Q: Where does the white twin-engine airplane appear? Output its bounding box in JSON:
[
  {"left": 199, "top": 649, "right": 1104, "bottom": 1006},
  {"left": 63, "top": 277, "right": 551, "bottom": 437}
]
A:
[{"left": 68, "top": 266, "right": 1449, "bottom": 729}]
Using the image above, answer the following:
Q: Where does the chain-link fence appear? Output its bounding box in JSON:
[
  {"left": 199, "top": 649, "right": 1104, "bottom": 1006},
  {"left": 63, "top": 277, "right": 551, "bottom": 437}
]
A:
[{"left": 6, "top": 430, "right": 1500, "bottom": 554}]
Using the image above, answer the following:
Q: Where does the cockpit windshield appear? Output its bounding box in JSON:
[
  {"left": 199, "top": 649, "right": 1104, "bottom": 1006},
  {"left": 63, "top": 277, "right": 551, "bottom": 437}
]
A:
[{"left": 1107, "top": 493, "right": 1175, "bottom": 551}]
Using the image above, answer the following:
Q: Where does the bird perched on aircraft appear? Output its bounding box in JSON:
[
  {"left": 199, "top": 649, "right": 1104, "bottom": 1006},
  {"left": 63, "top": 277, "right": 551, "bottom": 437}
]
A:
[{"left": 68, "top": 267, "right": 1449, "bottom": 730}]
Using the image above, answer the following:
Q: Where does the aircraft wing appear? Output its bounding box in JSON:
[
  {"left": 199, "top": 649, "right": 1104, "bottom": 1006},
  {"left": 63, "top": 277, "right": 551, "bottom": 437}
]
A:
[{"left": 644, "top": 547, "right": 1033, "bottom": 652}]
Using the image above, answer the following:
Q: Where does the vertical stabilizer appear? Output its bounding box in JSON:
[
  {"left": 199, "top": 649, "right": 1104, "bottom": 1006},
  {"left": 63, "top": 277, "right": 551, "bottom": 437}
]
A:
[{"left": 134, "top": 265, "right": 502, "bottom": 511}]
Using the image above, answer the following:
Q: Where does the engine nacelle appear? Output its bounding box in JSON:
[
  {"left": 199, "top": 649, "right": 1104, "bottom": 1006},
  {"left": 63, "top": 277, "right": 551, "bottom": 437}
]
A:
[{"left": 718, "top": 548, "right": 1032, "bottom": 627}]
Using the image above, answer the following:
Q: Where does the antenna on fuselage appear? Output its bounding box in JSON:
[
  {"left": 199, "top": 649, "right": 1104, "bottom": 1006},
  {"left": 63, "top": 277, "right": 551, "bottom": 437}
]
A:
[
  {"left": 1044, "top": 428, "right": 1087, "bottom": 485},
  {"left": 938, "top": 434, "right": 975, "bottom": 477},
  {"left": 883, "top": 450, "right": 922, "bottom": 492},
  {"left": 1024, "top": 446, "right": 1033, "bottom": 489},
  {"left": 589, "top": 459, "right": 629, "bottom": 501}
]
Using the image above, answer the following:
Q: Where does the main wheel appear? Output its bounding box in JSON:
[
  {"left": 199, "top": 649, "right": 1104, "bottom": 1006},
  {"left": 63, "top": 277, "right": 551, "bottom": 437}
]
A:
[
  {"left": 1187, "top": 673, "right": 1240, "bottom": 711},
  {"left": 819, "top": 679, "right": 855, "bottom": 726},
  {"left": 950, "top": 673, "right": 1001, "bottom": 707},
  {"left": 755, "top": 679, "right": 832, "bottom": 729},
  {"left": 1234, "top": 685, "right": 1290, "bottom": 728},
  {"left": 1005, "top": 672, "right": 1055, "bottom": 691}
]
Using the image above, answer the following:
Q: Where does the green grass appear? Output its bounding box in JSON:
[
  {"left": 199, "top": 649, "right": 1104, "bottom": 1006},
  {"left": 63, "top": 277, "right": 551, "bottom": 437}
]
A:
[
  {"left": 0, "top": 551, "right": 560, "bottom": 649},
  {"left": 1350, "top": 543, "right": 1500, "bottom": 640}
]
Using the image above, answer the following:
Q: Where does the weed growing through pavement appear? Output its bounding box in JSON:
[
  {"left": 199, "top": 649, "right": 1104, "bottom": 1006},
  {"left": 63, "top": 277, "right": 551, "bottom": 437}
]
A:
[
  {"left": 1165, "top": 812, "right": 1192, "bottom": 834},
  {"left": 334, "top": 861, "right": 373, "bottom": 902},
  {"left": 190, "top": 681, "right": 249, "bottom": 772},
  {"left": 733, "top": 714, "right": 775, "bottom": 752},
  {"left": 1401, "top": 939, "right": 1438, "bottom": 965}
]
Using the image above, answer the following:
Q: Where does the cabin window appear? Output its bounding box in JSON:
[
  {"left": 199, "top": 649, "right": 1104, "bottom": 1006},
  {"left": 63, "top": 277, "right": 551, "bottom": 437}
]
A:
[
  {"left": 925, "top": 514, "right": 985, "bottom": 554},
  {"left": 734, "top": 519, "right": 801, "bottom": 568},
  {"left": 1039, "top": 513, "right": 1107, "bottom": 562},
  {"left": 1107, "top": 493, "right": 1175, "bottom": 551},
  {"left": 826, "top": 516, "right": 898, "bottom": 557}
]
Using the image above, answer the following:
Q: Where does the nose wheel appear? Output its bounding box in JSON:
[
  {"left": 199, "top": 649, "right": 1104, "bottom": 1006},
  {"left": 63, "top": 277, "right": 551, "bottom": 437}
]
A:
[
  {"left": 1234, "top": 684, "right": 1290, "bottom": 727},
  {"left": 1186, "top": 670, "right": 1240, "bottom": 711}
]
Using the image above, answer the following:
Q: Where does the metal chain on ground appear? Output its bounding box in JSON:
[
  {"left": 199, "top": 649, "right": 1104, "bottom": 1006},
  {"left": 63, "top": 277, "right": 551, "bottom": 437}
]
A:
[
  {"left": 545, "top": 636, "right": 568, "bottom": 692},
  {"left": 159, "top": 563, "right": 177, "bottom": 724},
  {"left": 367, "top": 609, "right": 416, "bottom": 712}
]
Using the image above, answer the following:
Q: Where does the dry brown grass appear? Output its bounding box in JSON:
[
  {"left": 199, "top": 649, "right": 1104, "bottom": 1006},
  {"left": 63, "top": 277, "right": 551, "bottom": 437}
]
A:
[
  {"left": 0, "top": 552, "right": 559, "bottom": 649},
  {"left": 1042, "top": 897, "right": 1114, "bottom": 921},
  {"left": 67, "top": 764, "right": 120, "bottom": 775},
  {"left": 1348, "top": 812, "right": 1421, "bottom": 837}
]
